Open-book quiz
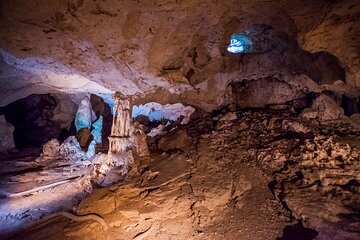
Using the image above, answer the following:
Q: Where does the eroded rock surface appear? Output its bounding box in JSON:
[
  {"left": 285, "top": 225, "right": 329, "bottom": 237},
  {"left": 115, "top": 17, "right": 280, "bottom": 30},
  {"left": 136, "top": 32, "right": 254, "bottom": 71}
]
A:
[{"left": 0, "top": 0, "right": 359, "bottom": 111}]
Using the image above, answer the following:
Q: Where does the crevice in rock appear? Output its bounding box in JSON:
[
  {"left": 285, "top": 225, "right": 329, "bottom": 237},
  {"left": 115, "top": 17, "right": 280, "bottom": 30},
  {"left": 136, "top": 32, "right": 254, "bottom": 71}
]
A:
[
  {"left": 341, "top": 95, "right": 360, "bottom": 116},
  {"left": 277, "top": 222, "right": 319, "bottom": 240}
]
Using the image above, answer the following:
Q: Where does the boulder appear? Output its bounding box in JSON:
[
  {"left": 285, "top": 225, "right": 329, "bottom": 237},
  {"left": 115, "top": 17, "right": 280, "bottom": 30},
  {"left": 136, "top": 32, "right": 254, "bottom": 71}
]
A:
[
  {"left": 76, "top": 128, "right": 93, "bottom": 151},
  {"left": 301, "top": 94, "right": 344, "bottom": 121},
  {"left": 219, "top": 112, "right": 237, "bottom": 122}
]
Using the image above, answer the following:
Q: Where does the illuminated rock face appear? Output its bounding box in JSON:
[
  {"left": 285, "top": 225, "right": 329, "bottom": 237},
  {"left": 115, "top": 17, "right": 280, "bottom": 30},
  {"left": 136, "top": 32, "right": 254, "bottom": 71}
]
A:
[
  {"left": 90, "top": 94, "right": 113, "bottom": 146},
  {"left": 227, "top": 25, "right": 279, "bottom": 54},
  {"left": 227, "top": 33, "right": 252, "bottom": 54},
  {"left": 75, "top": 97, "right": 93, "bottom": 132},
  {"left": 91, "top": 116, "right": 103, "bottom": 144}
]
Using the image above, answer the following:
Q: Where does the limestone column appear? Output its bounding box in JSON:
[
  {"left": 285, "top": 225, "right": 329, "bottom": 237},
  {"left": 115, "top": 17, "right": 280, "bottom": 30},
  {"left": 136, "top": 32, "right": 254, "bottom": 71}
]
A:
[{"left": 108, "top": 93, "right": 132, "bottom": 153}]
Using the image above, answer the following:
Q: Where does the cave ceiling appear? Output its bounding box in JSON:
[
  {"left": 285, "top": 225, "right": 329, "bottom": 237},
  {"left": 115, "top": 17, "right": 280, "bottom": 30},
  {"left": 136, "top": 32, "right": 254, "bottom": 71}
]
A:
[{"left": 0, "top": 0, "right": 359, "bottom": 110}]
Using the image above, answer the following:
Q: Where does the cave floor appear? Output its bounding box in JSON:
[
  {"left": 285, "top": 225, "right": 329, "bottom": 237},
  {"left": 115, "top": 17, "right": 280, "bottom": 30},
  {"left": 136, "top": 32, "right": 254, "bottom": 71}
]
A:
[
  {"left": 5, "top": 110, "right": 360, "bottom": 240},
  {"left": 12, "top": 146, "right": 289, "bottom": 240},
  {"left": 0, "top": 148, "right": 93, "bottom": 237}
]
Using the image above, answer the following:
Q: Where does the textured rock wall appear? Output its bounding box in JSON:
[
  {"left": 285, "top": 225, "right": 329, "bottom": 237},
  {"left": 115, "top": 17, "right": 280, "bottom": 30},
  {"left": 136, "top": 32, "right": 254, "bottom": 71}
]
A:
[
  {"left": 299, "top": 0, "right": 360, "bottom": 87},
  {"left": 0, "top": 0, "right": 359, "bottom": 111}
]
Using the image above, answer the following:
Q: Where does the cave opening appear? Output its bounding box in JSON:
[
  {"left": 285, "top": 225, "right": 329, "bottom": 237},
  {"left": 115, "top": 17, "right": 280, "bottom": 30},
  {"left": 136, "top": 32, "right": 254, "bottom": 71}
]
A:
[
  {"left": 227, "top": 32, "right": 253, "bottom": 53},
  {"left": 0, "top": 94, "right": 76, "bottom": 150},
  {"left": 132, "top": 102, "right": 195, "bottom": 136}
]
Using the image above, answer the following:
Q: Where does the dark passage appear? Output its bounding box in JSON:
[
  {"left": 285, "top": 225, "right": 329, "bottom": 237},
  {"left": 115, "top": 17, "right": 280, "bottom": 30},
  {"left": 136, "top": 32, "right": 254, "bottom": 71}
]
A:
[
  {"left": 0, "top": 94, "right": 75, "bottom": 149},
  {"left": 277, "top": 222, "right": 318, "bottom": 240}
]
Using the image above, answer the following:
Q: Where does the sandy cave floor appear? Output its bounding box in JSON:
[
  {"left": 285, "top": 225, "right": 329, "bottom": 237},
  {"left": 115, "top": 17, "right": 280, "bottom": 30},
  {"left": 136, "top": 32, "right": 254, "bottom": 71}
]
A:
[{"left": 4, "top": 109, "right": 360, "bottom": 240}]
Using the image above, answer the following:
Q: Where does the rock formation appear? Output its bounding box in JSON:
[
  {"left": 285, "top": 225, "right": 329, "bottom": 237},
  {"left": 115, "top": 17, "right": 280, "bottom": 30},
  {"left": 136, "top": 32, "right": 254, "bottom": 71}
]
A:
[
  {"left": 109, "top": 93, "right": 132, "bottom": 151},
  {"left": 59, "top": 136, "right": 95, "bottom": 163},
  {"left": 40, "top": 138, "right": 59, "bottom": 158},
  {"left": 75, "top": 97, "right": 93, "bottom": 132}
]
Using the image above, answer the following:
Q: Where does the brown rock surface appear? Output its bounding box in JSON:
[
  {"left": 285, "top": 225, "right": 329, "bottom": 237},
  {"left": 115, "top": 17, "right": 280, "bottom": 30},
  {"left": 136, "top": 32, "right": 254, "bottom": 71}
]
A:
[
  {"left": 158, "top": 129, "right": 189, "bottom": 151},
  {"left": 301, "top": 94, "right": 345, "bottom": 121},
  {"left": 75, "top": 128, "right": 93, "bottom": 151}
]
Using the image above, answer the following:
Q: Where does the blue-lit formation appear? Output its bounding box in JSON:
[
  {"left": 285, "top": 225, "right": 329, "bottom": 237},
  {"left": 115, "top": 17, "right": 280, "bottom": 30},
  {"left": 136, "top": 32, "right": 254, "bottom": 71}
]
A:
[
  {"left": 132, "top": 104, "right": 169, "bottom": 121},
  {"left": 91, "top": 116, "right": 103, "bottom": 143},
  {"left": 75, "top": 98, "right": 92, "bottom": 131},
  {"left": 132, "top": 103, "right": 191, "bottom": 122},
  {"left": 132, "top": 105, "right": 151, "bottom": 119},
  {"left": 227, "top": 33, "right": 253, "bottom": 54}
]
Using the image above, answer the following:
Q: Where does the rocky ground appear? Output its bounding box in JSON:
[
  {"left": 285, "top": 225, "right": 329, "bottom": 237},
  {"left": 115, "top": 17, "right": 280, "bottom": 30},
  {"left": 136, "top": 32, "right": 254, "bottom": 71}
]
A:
[{"left": 8, "top": 109, "right": 360, "bottom": 240}]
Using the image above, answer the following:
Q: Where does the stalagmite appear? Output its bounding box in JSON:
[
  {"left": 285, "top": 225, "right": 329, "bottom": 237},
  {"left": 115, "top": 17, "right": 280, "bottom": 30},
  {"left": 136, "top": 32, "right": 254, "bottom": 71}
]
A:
[
  {"left": 109, "top": 93, "right": 133, "bottom": 153},
  {"left": 92, "top": 93, "right": 136, "bottom": 186}
]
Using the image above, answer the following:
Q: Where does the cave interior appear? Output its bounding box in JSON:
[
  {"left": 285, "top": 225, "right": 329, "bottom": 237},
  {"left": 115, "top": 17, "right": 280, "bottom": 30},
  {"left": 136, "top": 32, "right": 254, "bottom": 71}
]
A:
[{"left": 0, "top": 0, "right": 360, "bottom": 240}]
